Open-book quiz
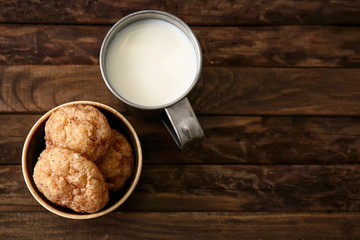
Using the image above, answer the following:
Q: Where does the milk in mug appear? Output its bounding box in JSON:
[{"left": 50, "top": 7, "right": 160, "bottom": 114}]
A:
[{"left": 105, "top": 19, "right": 198, "bottom": 107}]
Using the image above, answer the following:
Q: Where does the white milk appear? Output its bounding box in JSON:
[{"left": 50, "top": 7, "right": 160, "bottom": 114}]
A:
[{"left": 105, "top": 19, "right": 198, "bottom": 107}]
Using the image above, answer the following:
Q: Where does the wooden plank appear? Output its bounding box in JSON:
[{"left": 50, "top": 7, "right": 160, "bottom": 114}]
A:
[
  {"left": 0, "top": 0, "right": 359, "bottom": 25},
  {"left": 0, "top": 211, "right": 359, "bottom": 239},
  {"left": 1, "top": 25, "right": 360, "bottom": 67},
  {"left": 3, "top": 114, "right": 360, "bottom": 165},
  {"left": 0, "top": 65, "right": 126, "bottom": 112},
  {"left": 0, "top": 25, "right": 106, "bottom": 65},
  {"left": 192, "top": 67, "right": 360, "bottom": 115},
  {"left": 142, "top": 116, "right": 360, "bottom": 165},
  {"left": 2, "top": 165, "right": 360, "bottom": 212},
  {"left": 2, "top": 65, "right": 360, "bottom": 115}
]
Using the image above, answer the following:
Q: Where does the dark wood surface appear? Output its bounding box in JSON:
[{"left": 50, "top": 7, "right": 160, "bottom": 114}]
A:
[{"left": 1, "top": 0, "right": 360, "bottom": 239}]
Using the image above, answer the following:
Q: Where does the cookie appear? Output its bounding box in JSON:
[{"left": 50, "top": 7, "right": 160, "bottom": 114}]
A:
[
  {"left": 33, "top": 147, "right": 109, "bottom": 213},
  {"left": 45, "top": 104, "right": 111, "bottom": 161},
  {"left": 96, "top": 129, "right": 134, "bottom": 192}
]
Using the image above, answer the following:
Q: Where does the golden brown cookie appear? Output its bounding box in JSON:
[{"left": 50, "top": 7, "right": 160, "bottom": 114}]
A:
[
  {"left": 45, "top": 104, "right": 111, "bottom": 162},
  {"left": 96, "top": 129, "right": 134, "bottom": 192},
  {"left": 33, "top": 147, "right": 109, "bottom": 213}
]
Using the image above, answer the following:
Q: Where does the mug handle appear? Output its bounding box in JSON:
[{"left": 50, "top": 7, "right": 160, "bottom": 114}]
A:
[{"left": 161, "top": 98, "right": 204, "bottom": 149}]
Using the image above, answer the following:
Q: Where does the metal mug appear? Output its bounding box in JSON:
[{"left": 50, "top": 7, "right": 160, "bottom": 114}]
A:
[{"left": 99, "top": 10, "right": 204, "bottom": 149}]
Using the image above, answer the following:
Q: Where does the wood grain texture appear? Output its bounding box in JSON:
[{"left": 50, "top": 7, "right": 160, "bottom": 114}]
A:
[
  {"left": 0, "top": 211, "right": 359, "bottom": 239},
  {"left": 0, "top": 65, "right": 126, "bottom": 112},
  {"left": 1, "top": 25, "right": 360, "bottom": 67},
  {"left": 3, "top": 114, "right": 360, "bottom": 165},
  {"left": 1, "top": 0, "right": 360, "bottom": 238},
  {"left": 0, "top": 25, "right": 106, "bottom": 65},
  {"left": 143, "top": 116, "right": 360, "bottom": 165},
  {"left": 0, "top": 0, "right": 360, "bottom": 25},
  {"left": 2, "top": 165, "right": 360, "bottom": 212},
  {"left": 2, "top": 65, "right": 360, "bottom": 115}
]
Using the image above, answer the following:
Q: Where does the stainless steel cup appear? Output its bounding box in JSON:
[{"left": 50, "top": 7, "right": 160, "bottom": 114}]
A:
[{"left": 100, "top": 10, "right": 204, "bottom": 149}]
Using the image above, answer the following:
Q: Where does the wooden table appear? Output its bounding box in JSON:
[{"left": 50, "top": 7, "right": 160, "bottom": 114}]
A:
[{"left": 1, "top": 0, "right": 360, "bottom": 239}]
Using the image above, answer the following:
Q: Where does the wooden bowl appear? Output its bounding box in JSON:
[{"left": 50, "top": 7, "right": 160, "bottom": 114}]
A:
[{"left": 22, "top": 101, "right": 142, "bottom": 219}]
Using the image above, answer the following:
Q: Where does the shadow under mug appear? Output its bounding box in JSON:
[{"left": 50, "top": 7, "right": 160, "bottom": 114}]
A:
[{"left": 99, "top": 10, "right": 204, "bottom": 149}]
